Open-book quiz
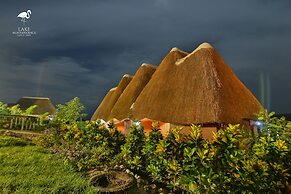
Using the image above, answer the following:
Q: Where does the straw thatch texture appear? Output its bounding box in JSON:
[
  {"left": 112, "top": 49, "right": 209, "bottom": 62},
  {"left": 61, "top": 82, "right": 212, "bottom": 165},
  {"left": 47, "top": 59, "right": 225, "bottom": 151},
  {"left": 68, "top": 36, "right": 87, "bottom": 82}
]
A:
[
  {"left": 133, "top": 42, "right": 262, "bottom": 125},
  {"left": 131, "top": 47, "right": 188, "bottom": 122},
  {"left": 17, "top": 96, "right": 56, "bottom": 115},
  {"left": 109, "top": 63, "right": 157, "bottom": 120},
  {"left": 91, "top": 74, "right": 133, "bottom": 121},
  {"left": 91, "top": 87, "right": 117, "bottom": 121}
]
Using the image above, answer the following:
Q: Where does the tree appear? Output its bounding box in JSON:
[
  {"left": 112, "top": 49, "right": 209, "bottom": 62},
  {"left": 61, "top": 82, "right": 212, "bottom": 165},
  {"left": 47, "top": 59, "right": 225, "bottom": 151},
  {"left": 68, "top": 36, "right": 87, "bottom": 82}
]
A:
[
  {"left": 53, "top": 97, "right": 87, "bottom": 126},
  {"left": 8, "top": 104, "right": 23, "bottom": 115},
  {"left": 25, "top": 105, "right": 38, "bottom": 115},
  {"left": 0, "top": 102, "right": 10, "bottom": 115}
]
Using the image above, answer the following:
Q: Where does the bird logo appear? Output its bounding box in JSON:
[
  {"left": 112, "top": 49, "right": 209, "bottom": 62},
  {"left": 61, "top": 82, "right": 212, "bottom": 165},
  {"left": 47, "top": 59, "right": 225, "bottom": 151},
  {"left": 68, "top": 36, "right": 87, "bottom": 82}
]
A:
[{"left": 17, "top": 10, "right": 31, "bottom": 25}]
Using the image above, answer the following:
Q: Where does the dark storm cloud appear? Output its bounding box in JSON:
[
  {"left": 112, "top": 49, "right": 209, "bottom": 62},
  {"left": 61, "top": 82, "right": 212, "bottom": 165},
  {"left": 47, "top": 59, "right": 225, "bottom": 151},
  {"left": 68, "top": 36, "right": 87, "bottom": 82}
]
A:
[{"left": 0, "top": 0, "right": 291, "bottom": 115}]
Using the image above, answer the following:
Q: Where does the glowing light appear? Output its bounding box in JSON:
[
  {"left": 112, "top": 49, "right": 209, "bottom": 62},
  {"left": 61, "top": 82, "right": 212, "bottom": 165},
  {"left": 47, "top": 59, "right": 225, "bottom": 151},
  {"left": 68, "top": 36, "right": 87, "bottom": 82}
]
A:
[
  {"left": 135, "top": 121, "right": 141, "bottom": 126},
  {"left": 255, "top": 121, "right": 264, "bottom": 127}
]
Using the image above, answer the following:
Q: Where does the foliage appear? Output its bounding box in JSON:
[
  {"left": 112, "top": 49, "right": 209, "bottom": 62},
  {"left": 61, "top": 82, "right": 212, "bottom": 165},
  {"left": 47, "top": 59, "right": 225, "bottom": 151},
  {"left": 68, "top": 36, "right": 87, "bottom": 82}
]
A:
[
  {"left": 52, "top": 97, "right": 87, "bottom": 126},
  {"left": 0, "top": 102, "right": 10, "bottom": 115},
  {"left": 142, "top": 122, "right": 164, "bottom": 180},
  {"left": 0, "top": 101, "right": 49, "bottom": 130},
  {"left": 243, "top": 110, "right": 291, "bottom": 193},
  {"left": 37, "top": 108, "right": 291, "bottom": 193},
  {"left": 145, "top": 126, "right": 187, "bottom": 190},
  {"left": 37, "top": 119, "right": 125, "bottom": 171},
  {"left": 203, "top": 124, "right": 250, "bottom": 193},
  {"left": 258, "top": 110, "right": 291, "bottom": 141},
  {"left": 8, "top": 104, "right": 23, "bottom": 115},
  {"left": 0, "top": 99, "right": 41, "bottom": 116},
  {"left": 0, "top": 101, "right": 39, "bottom": 116},
  {"left": 121, "top": 122, "right": 146, "bottom": 171},
  {"left": 25, "top": 104, "right": 38, "bottom": 115},
  {"left": 179, "top": 125, "right": 210, "bottom": 193}
]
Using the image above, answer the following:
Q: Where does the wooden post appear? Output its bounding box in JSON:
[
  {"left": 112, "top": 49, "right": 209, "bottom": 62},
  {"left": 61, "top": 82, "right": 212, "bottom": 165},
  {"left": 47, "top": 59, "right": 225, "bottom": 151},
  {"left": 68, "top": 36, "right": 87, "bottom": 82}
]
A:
[
  {"left": 25, "top": 118, "right": 28, "bottom": 130},
  {"left": 26, "top": 118, "right": 29, "bottom": 130},
  {"left": 21, "top": 117, "right": 25, "bottom": 130},
  {"left": 29, "top": 118, "right": 33, "bottom": 129},
  {"left": 14, "top": 117, "right": 17, "bottom": 128},
  {"left": 15, "top": 117, "right": 18, "bottom": 129},
  {"left": 10, "top": 118, "right": 13, "bottom": 129}
]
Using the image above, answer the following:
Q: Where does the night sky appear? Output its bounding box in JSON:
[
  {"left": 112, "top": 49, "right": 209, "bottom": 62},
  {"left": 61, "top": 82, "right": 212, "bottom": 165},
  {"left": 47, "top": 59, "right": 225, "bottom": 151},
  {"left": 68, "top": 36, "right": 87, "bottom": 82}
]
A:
[{"left": 0, "top": 0, "right": 291, "bottom": 116}]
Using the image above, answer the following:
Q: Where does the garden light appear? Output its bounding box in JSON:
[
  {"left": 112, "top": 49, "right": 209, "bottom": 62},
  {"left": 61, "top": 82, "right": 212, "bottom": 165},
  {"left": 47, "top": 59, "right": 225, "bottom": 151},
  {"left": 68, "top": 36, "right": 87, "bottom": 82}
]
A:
[
  {"left": 255, "top": 120, "right": 264, "bottom": 127},
  {"left": 134, "top": 121, "right": 141, "bottom": 126}
]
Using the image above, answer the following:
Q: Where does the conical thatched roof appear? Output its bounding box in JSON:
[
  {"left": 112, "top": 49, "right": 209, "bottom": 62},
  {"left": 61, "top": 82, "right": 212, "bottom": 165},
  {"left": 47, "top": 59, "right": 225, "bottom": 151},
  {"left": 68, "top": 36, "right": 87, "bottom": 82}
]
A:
[
  {"left": 91, "top": 74, "right": 133, "bottom": 121},
  {"left": 17, "top": 96, "right": 56, "bottom": 115},
  {"left": 133, "top": 42, "right": 262, "bottom": 125},
  {"left": 91, "top": 87, "right": 117, "bottom": 121},
  {"left": 131, "top": 47, "right": 188, "bottom": 122},
  {"left": 109, "top": 63, "right": 157, "bottom": 120}
]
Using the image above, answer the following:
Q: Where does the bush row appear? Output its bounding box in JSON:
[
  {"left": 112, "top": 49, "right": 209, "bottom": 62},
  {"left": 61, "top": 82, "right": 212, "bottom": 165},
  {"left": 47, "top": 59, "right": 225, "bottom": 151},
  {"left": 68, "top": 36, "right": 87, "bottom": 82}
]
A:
[{"left": 37, "top": 110, "right": 291, "bottom": 193}]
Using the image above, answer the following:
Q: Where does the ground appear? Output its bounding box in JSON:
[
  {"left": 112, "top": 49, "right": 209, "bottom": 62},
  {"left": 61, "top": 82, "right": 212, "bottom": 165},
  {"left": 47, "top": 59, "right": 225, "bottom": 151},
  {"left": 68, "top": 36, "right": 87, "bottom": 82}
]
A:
[{"left": 0, "top": 135, "right": 96, "bottom": 194}]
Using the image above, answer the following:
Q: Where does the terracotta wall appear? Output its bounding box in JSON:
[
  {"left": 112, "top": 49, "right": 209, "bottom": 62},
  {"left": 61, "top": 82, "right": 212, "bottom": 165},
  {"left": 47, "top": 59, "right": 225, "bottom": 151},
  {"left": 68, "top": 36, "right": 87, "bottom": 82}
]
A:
[{"left": 114, "top": 120, "right": 257, "bottom": 142}]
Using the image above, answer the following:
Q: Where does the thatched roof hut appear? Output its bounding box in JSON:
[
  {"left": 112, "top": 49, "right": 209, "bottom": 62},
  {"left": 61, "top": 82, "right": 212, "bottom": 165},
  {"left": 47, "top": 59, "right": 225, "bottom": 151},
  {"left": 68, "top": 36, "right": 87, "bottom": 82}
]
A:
[
  {"left": 17, "top": 96, "right": 56, "bottom": 115},
  {"left": 133, "top": 42, "right": 262, "bottom": 125},
  {"left": 91, "top": 74, "right": 133, "bottom": 121},
  {"left": 109, "top": 63, "right": 157, "bottom": 120}
]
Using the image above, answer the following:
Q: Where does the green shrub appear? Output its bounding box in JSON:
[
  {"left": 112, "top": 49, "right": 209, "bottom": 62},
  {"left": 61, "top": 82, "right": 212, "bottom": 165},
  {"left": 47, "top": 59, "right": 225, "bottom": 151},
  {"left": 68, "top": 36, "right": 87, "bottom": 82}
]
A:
[
  {"left": 142, "top": 122, "right": 164, "bottom": 181},
  {"left": 37, "top": 119, "right": 125, "bottom": 171},
  {"left": 0, "top": 102, "right": 10, "bottom": 115},
  {"left": 179, "top": 125, "right": 210, "bottom": 193},
  {"left": 242, "top": 110, "right": 291, "bottom": 193},
  {"left": 140, "top": 113, "right": 291, "bottom": 193},
  {"left": 121, "top": 122, "right": 146, "bottom": 171},
  {"left": 37, "top": 106, "right": 291, "bottom": 193},
  {"left": 52, "top": 97, "right": 87, "bottom": 126}
]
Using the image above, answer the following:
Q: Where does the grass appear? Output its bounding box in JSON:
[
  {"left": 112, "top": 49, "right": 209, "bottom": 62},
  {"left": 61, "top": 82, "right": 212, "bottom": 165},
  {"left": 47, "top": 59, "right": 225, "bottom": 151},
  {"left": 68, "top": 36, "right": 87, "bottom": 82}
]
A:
[{"left": 0, "top": 135, "right": 96, "bottom": 194}]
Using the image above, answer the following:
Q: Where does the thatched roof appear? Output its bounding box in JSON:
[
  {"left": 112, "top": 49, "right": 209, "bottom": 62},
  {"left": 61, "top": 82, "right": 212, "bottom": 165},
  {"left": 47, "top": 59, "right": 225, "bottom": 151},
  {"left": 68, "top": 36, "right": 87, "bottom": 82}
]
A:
[
  {"left": 17, "top": 96, "right": 56, "bottom": 115},
  {"left": 91, "top": 87, "right": 117, "bottom": 121},
  {"left": 109, "top": 63, "right": 157, "bottom": 120},
  {"left": 133, "top": 42, "right": 262, "bottom": 125},
  {"left": 91, "top": 74, "right": 133, "bottom": 121}
]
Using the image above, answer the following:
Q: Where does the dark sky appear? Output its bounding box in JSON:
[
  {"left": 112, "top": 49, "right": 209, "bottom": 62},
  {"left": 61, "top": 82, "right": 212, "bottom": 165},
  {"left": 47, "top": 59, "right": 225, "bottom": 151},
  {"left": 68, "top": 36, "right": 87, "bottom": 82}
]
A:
[{"left": 0, "top": 0, "right": 291, "bottom": 116}]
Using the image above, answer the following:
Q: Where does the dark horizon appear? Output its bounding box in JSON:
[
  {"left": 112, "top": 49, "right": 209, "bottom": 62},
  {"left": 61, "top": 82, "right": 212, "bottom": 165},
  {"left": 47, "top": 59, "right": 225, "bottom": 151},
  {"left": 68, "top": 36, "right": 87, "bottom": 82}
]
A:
[{"left": 1, "top": 0, "right": 291, "bottom": 117}]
